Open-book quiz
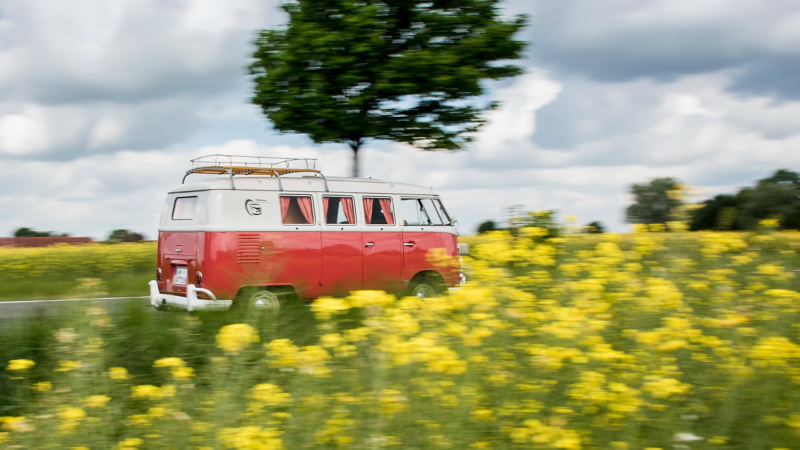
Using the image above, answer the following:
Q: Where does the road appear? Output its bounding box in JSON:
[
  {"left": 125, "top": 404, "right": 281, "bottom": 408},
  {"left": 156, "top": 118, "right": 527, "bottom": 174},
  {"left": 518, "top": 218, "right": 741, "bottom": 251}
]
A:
[{"left": 0, "top": 296, "right": 150, "bottom": 320}]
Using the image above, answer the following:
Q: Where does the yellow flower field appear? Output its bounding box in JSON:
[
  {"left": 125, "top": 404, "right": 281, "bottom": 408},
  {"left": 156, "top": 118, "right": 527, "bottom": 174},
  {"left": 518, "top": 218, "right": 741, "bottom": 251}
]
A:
[
  {"left": 0, "top": 242, "right": 155, "bottom": 299},
  {"left": 2, "top": 228, "right": 800, "bottom": 449}
]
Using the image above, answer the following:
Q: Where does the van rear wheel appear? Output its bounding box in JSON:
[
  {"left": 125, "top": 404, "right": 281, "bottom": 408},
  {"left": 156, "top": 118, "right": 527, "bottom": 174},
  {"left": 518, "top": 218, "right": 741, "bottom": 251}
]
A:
[
  {"left": 234, "top": 288, "right": 283, "bottom": 312},
  {"left": 247, "top": 290, "right": 281, "bottom": 311}
]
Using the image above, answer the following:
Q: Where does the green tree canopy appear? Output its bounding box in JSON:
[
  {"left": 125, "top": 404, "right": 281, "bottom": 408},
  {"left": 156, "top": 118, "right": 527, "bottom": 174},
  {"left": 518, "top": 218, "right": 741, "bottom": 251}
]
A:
[
  {"left": 13, "top": 227, "right": 56, "bottom": 237},
  {"left": 250, "top": 0, "right": 527, "bottom": 176},
  {"left": 738, "top": 169, "right": 800, "bottom": 229},
  {"left": 477, "top": 220, "right": 498, "bottom": 234},
  {"left": 625, "top": 177, "right": 683, "bottom": 226},
  {"left": 689, "top": 169, "right": 800, "bottom": 231},
  {"left": 585, "top": 221, "right": 605, "bottom": 234}
]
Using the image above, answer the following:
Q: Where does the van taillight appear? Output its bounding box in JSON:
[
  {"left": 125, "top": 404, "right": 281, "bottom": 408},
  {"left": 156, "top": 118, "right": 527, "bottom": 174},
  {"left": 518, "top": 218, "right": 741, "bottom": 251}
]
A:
[
  {"left": 157, "top": 268, "right": 162, "bottom": 281},
  {"left": 196, "top": 271, "right": 203, "bottom": 287}
]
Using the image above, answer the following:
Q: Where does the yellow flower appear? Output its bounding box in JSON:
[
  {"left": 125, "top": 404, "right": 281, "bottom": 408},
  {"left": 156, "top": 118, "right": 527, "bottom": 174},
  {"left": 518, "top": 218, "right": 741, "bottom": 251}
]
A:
[
  {"left": 58, "top": 406, "right": 86, "bottom": 434},
  {"left": 1, "top": 416, "right": 34, "bottom": 432},
  {"left": 33, "top": 381, "right": 52, "bottom": 392},
  {"left": 118, "top": 437, "right": 143, "bottom": 448},
  {"left": 55, "top": 360, "right": 82, "bottom": 372},
  {"left": 108, "top": 367, "right": 131, "bottom": 380},
  {"left": 6, "top": 359, "right": 35, "bottom": 371},
  {"left": 171, "top": 366, "right": 194, "bottom": 380},
  {"left": 153, "top": 357, "right": 185, "bottom": 368},
  {"left": 83, "top": 395, "right": 111, "bottom": 408},
  {"left": 131, "top": 385, "right": 174, "bottom": 400},
  {"left": 250, "top": 383, "right": 292, "bottom": 406},
  {"left": 216, "top": 324, "right": 260, "bottom": 354}
]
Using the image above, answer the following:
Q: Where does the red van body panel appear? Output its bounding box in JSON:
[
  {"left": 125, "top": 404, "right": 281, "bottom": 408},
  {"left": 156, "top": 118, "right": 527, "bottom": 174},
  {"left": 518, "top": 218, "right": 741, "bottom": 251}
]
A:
[
  {"left": 362, "top": 231, "right": 404, "bottom": 292},
  {"left": 157, "top": 228, "right": 458, "bottom": 301},
  {"left": 401, "top": 231, "right": 460, "bottom": 286},
  {"left": 321, "top": 231, "right": 363, "bottom": 296}
]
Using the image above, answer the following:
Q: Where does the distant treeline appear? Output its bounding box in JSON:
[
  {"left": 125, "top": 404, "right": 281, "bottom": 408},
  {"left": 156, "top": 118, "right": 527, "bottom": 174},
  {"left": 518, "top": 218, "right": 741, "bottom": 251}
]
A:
[{"left": 689, "top": 169, "right": 800, "bottom": 231}]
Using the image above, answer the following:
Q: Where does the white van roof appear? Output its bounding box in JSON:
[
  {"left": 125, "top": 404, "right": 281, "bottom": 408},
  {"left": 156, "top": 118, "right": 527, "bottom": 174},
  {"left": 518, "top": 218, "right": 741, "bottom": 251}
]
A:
[{"left": 169, "top": 175, "right": 438, "bottom": 196}]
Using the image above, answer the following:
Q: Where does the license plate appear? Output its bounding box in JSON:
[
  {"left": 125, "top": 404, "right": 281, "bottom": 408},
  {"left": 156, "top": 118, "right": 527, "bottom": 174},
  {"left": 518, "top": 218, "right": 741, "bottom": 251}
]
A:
[{"left": 173, "top": 266, "right": 188, "bottom": 285}]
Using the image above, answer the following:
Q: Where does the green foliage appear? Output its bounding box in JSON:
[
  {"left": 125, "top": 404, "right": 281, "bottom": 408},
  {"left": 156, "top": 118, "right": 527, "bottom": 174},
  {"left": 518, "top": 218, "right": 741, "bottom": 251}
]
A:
[
  {"left": 108, "top": 229, "right": 145, "bottom": 243},
  {"left": 690, "top": 169, "right": 800, "bottom": 231},
  {"left": 585, "top": 221, "right": 605, "bottom": 234},
  {"left": 625, "top": 177, "right": 683, "bottom": 226},
  {"left": 13, "top": 227, "right": 60, "bottom": 237},
  {"left": 477, "top": 220, "right": 498, "bottom": 234},
  {"left": 250, "top": 0, "right": 527, "bottom": 175},
  {"left": 513, "top": 210, "right": 560, "bottom": 239}
]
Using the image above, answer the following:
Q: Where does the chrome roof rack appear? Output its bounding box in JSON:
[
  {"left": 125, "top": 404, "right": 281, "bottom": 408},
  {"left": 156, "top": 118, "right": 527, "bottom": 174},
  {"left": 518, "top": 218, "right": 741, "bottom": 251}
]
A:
[{"left": 182, "top": 154, "right": 328, "bottom": 191}]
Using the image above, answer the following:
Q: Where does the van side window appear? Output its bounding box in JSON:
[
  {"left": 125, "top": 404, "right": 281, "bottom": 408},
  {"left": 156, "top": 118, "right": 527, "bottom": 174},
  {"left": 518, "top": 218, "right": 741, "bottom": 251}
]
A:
[
  {"left": 280, "top": 196, "right": 314, "bottom": 225},
  {"left": 401, "top": 198, "right": 452, "bottom": 226},
  {"left": 172, "top": 196, "right": 198, "bottom": 220},
  {"left": 324, "top": 196, "right": 355, "bottom": 225},
  {"left": 401, "top": 198, "right": 423, "bottom": 226},
  {"left": 363, "top": 197, "right": 394, "bottom": 225}
]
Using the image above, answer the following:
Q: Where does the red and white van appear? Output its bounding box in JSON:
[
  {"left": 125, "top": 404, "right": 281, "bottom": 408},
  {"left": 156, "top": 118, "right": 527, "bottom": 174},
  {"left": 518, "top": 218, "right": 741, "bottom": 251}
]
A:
[{"left": 148, "top": 155, "right": 462, "bottom": 311}]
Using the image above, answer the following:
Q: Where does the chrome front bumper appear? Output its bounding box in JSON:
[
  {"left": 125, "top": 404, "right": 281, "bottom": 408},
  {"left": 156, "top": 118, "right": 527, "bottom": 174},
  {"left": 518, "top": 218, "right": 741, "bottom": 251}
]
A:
[{"left": 148, "top": 281, "right": 232, "bottom": 311}]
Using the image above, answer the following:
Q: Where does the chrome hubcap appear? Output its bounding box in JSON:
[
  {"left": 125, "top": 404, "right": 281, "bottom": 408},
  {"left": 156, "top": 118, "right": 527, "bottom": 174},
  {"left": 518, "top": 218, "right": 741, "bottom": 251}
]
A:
[
  {"left": 249, "top": 291, "right": 280, "bottom": 310},
  {"left": 412, "top": 284, "right": 435, "bottom": 298}
]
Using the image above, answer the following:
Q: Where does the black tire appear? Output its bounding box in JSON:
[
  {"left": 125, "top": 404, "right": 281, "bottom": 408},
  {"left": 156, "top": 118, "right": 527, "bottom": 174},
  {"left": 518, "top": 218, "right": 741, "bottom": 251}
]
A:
[
  {"left": 408, "top": 274, "right": 445, "bottom": 299},
  {"left": 234, "top": 287, "right": 292, "bottom": 312}
]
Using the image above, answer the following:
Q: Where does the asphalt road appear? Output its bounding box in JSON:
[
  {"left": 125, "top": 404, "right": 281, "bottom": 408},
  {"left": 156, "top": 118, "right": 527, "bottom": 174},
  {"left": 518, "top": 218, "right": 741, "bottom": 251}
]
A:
[{"left": 0, "top": 296, "right": 150, "bottom": 320}]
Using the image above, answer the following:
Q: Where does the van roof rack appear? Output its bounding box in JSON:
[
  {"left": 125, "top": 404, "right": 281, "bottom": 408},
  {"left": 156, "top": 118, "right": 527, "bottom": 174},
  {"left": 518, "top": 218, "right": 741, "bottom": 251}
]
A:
[{"left": 183, "top": 154, "right": 328, "bottom": 191}]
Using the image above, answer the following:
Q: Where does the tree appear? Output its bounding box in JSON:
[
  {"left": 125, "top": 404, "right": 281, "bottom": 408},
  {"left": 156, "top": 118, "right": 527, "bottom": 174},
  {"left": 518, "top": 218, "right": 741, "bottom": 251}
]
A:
[
  {"left": 689, "top": 194, "right": 741, "bottom": 231},
  {"left": 251, "top": 0, "right": 527, "bottom": 177},
  {"left": 688, "top": 169, "right": 800, "bottom": 231},
  {"left": 477, "top": 220, "right": 498, "bottom": 234},
  {"left": 738, "top": 169, "right": 800, "bottom": 230},
  {"left": 625, "top": 178, "right": 683, "bottom": 226},
  {"left": 585, "top": 221, "right": 605, "bottom": 234},
  {"left": 108, "top": 230, "right": 145, "bottom": 243},
  {"left": 14, "top": 227, "right": 53, "bottom": 237}
]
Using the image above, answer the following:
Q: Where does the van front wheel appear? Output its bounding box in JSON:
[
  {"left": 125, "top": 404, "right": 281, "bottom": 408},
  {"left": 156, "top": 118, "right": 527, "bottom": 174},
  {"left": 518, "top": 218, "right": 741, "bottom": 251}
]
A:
[{"left": 408, "top": 275, "right": 444, "bottom": 299}]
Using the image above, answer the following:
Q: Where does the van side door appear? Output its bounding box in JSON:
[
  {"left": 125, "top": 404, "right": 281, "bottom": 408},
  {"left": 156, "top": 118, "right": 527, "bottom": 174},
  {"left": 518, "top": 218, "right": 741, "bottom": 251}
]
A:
[
  {"left": 361, "top": 196, "right": 404, "bottom": 293},
  {"left": 400, "top": 197, "right": 458, "bottom": 282},
  {"left": 320, "top": 195, "right": 362, "bottom": 296}
]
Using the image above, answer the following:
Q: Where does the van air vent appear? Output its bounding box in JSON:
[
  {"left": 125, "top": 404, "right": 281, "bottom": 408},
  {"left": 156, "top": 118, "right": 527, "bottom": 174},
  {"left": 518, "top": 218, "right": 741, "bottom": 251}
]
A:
[{"left": 237, "top": 233, "right": 261, "bottom": 264}]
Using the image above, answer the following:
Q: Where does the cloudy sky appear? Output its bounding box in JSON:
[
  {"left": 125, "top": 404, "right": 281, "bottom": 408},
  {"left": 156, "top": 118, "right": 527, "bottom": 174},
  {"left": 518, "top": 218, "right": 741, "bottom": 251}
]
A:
[{"left": 1, "top": 0, "right": 798, "bottom": 238}]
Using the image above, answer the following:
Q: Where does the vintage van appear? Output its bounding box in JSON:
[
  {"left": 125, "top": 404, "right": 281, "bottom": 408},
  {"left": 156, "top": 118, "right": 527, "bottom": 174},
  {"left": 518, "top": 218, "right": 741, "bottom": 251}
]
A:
[{"left": 148, "top": 155, "right": 463, "bottom": 311}]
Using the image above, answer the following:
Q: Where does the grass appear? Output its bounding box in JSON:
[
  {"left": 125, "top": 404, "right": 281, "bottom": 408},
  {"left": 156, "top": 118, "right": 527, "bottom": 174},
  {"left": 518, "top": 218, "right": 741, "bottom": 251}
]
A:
[
  {"left": 2, "top": 228, "right": 800, "bottom": 449},
  {"left": 0, "top": 242, "right": 155, "bottom": 301}
]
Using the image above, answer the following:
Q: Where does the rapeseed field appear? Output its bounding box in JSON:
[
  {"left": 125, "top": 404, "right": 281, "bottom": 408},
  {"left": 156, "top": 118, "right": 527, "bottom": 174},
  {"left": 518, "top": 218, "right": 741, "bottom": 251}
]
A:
[
  {"left": 0, "top": 242, "right": 155, "bottom": 300},
  {"left": 2, "top": 224, "right": 800, "bottom": 449}
]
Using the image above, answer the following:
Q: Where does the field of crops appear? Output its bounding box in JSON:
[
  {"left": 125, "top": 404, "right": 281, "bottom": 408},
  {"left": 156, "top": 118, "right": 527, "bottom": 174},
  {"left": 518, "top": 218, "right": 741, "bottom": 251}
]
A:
[
  {"left": 0, "top": 242, "right": 155, "bottom": 300},
  {"left": 2, "top": 227, "right": 800, "bottom": 449}
]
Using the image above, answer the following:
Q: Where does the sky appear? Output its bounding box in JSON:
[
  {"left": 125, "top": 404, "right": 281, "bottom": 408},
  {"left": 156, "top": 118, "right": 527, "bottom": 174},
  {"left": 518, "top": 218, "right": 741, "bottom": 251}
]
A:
[{"left": 1, "top": 0, "right": 799, "bottom": 239}]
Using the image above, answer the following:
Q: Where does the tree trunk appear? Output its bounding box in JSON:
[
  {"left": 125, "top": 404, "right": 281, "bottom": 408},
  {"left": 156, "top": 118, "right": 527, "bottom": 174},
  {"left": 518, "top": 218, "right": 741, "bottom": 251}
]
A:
[{"left": 350, "top": 142, "right": 361, "bottom": 178}]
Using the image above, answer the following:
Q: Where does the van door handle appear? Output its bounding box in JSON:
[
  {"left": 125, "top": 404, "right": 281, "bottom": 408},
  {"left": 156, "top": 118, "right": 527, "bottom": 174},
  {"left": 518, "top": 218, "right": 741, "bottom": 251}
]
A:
[
  {"left": 364, "top": 242, "right": 375, "bottom": 247},
  {"left": 404, "top": 242, "right": 415, "bottom": 247}
]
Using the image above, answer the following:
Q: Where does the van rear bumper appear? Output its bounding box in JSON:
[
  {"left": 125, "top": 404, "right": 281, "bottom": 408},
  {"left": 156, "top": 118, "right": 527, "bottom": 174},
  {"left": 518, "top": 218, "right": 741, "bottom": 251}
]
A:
[{"left": 148, "top": 280, "right": 232, "bottom": 311}]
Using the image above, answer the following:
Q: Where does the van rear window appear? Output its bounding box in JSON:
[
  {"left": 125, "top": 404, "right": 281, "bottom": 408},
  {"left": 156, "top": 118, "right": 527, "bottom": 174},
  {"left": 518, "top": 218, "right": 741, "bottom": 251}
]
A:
[
  {"left": 280, "top": 196, "right": 314, "bottom": 225},
  {"left": 172, "top": 197, "right": 198, "bottom": 220}
]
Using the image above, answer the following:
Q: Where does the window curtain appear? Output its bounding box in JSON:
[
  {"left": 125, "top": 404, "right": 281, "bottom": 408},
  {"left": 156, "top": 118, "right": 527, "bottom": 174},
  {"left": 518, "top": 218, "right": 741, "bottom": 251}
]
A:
[
  {"left": 296, "top": 197, "right": 314, "bottom": 224},
  {"left": 363, "top": 198, "right": 373, "bottom": 224},
  {"left": 280, "top": 197, "right": 291, "bottom": 223},
  {"left": 323, "top": 197, "right": 330, "bottom": 223},
  {"left": 379, "top": 198, "right": 394, "bottom": 225},
  {"left": 340, "top": 197, "right": 355, "bottom": 224}
]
